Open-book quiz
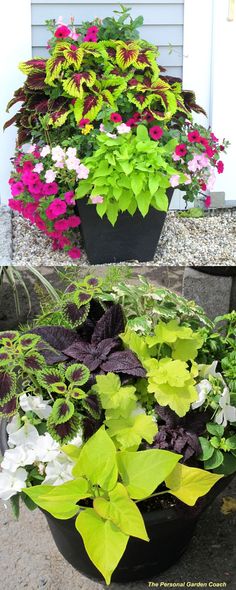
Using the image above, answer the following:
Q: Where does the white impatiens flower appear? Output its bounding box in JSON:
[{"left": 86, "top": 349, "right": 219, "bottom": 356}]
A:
[
  {"left": 192, "top": 379, "right": 212, "bottom": 410},
  {"left": 43, "top": 453, "right": 74, "bottom": 486},
  {"left": 215, "top": 387, "right": 236, "bottom": 427},
  {"left": 0, "top": 468, "right": 28, "bottom": 501},
  {"left": 19, "top": 393, "right": 52, "bottom": 420}
]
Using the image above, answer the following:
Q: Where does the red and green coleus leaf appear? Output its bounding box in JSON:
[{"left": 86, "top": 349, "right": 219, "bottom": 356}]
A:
[
  {"left": 0, "top": 395, "right": 18, "bottom": 418},
  {"left": 45, "top": 55, "right": 66, "bottom": 85},
  {"left": 0, "top": 371, "right": 16, "bottom": 405},
  {"left": 47, "top": 412, "right": 81, "bottom": 444},
  {"left": 127, "top": 91, "right": 152, "bottom": 111},
  {"left": 97, "top": 40, "right": 117, "bottom": 63},
  {"left": 24, "top": 351, "right": 46, "bottom": 371},
  {"left": 101, "top": 78, "right": 127, "bottom": 101},
  {"left": 18, "top": 334, "right": 41, "bottom": 349},
  {"left": 51, "top": 398, "right": 75, "bottom": 425},
  {"left": 65, "top": 363, "right": 90, "bottom": 386},
  {"left": 63, "top": 47, "right": 84, "bottom": 69},
  {"left": 25, "top": 71, "right": 47, "bottom": 90},
  {"left": 116, "top": 42, "right": 140, "bottom": 70},
  {"left": 134, "top": 49, "right": 160, "bottom": 75},
  {"left": 48, "top": 109, "right": 71, "bottom": 128},
  {"left": 19, "top": 57, "right": 47, "bottom": 75},
  {"left": 63, "top": 71, "right": 97, "bottom": 98},
  {"left": 148, "top": 90, "right": 177, "bottom": 121},
  {"left": 6, "top": 87, "right": 26, "bottom": 112},
  {"left": 73, "top": 94, "right": 103, "bottom": 123}
]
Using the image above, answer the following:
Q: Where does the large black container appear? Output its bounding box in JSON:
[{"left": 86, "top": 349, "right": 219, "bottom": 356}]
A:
[
  {"left": 195, "top": 266, "right": 236, "bottom": 277},
  {"left": 0, "top": 420, "right": 232, "bottom": 584},
  {"left": 75, "top": 189, "right": 173, "bottom": 264}
]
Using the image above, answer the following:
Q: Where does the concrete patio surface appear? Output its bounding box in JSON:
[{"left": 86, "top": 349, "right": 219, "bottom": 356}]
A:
[{"left": 0, "top": 478, "right": 235, "bottom": 590}]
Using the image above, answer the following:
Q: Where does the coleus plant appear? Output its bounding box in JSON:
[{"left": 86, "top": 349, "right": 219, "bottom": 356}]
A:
[
  {"left": 0, "top": 274, "right": 235, "bottom": 584},
  {"left": 4, "top": 7, "right": 204, "bottom": 147}
]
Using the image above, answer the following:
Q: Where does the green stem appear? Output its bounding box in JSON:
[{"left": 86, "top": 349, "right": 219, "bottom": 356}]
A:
[{"left": 135, "top": 490, "right": 168, "bottom": 504}]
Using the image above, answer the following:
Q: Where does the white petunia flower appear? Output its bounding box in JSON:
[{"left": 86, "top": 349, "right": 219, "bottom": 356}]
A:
[
  {"left": 40, "top": 145, "right": 51, "bottom": 158},
  {"left": 19, "top": 393, "right": 52, "bottom": 420},
  {"left": 215, "top": 387, "right": 236, "bottom": 427},
  {"left": 6, "top": 414, "right": 22, "bottom": 437},
  {"left": 117, "top": 123, "right": 131, "bottom": 135},
  {"left": 1, "top": 446, "right": 36, "bottom": 473},
  {"left": 8, "top": 423, "right": 39, "bottom": 448},
  {"left": 192, "top": 379, "right": 212, "bottom": 410},
  {"left": 34, "top": 433, "right": 60, "bottom": 463},
  {"left": 0, "top": 468, "right": 28, "bottom": 501},
  {"left": 51, "top": 146, "right": 65, "bottom": 162},
  {"left": 45, "top": 169, "right": 56, "bottom": 183},
  {"left": 77, "top": 164, "right": 89, "bottom": 179},
  {"left": 66, "top": 147, "right": 77, "bottom": 158},
  {"left": 43, "top": 453, "right": 74, "bottom": 486},
  {"left": 70, "top": 430, "right": 83, "bottom": 447}
]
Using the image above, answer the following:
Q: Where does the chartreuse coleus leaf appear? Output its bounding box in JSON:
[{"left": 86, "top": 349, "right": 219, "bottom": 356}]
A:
[
  {"left": 22, "top": 478, "right": 90, "bottom": 519},
  {"left": 95, "top": 373, "right": 137, "bottom": 419},
  {"left": 144, "top": 357, "right": 198, "bottom": 417},
  {"left": 75, "top": 508, "right": 129, "bottom": 585},
  {"left": 146, "top": 319, "right": 204, "bottom": 361},
  {"left": 93, "top": 482, "right": 148, "bottom": 541},
  {"left": 72, "top": 426, "right": 118, "bottom": 491},
  {"left": 117, "top": 449, "right": 180, "bottom": 500},
  {"left": 105, "top": 413, "right": 157, "bottom": 451},
  {"left": 120, "top": 328, "right": 150, "bottom": 362},
  {"left": 165, "top": 463, "right": 223, "bottom": 506}
]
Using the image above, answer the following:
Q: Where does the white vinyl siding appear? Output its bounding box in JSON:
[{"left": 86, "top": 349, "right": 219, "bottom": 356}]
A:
[{"left": 31, "top": 1, "right": 184, "bottom": 77}]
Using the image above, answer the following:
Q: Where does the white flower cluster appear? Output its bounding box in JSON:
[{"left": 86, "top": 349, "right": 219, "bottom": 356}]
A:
[
  {"left": 37, "top": 145, "right": 89, "bottom": 182},
  {"left": 0, "top": 394, "right": 83, "bottom": 502},
  {"left": 192, "top": 361, "right": 236, "bottom": 427}
]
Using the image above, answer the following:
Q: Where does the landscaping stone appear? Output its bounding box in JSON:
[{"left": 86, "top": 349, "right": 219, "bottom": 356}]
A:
[
  {"left": 183, "top": 268, "right": 232, "bottom": 319},
  {"left": 0, "top": 205, "right": 12, "bottom": 264}
]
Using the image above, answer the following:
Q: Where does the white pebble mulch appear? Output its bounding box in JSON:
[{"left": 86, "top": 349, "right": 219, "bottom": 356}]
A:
[{"left": 12, "top": 208, "right": 236, "bottom": 266}]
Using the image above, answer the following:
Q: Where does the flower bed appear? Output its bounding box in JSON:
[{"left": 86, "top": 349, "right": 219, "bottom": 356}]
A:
[
  {"left": 5, "top": 7, "right": 228, "bottom": 260},
  {"left": 0, "top": 275, "right": 235, "bottom": 583}
]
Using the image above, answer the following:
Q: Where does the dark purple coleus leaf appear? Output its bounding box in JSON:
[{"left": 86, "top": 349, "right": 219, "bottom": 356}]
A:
[
  {"left": 152, "top": 426, "right": 201, "bottom": 463},
  {"left": 101, "top": 350, "right": 146, "bottom": 377},
  {"left": 62, "top": 302, "right": 89, "bottom": 326},
  {"left": 84, "top": 393, "right": 101, "bottom": 419},
  {"left": 91, "top": 304, "right": 125, "bottom": 345},
  {"left": 36, "top": 341, "right": 67, "bottom": 365},
  {"left": 64, "top": 338, "right": 119, "bottom": 371},
  {"left": 31, "top": 326, "right": 79, "bottom": 351}
]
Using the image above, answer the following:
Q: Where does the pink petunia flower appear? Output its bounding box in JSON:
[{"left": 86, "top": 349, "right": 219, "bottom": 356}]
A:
[
  {"left": 172, "top": 152, "right": 181, "bottom": 162},
  {"left": 43, "top": 182, "right": 59, "bottom": 196},
  {"left": 68, "top": 247, "right": 81, "bottom": 259},
  {"left": 27, "top": 144, "right": 36, "bottom": 154},
  {"left": 67, "top": 215, "right": 81, "bottom": 228},
  {"left": 77, "top": 164, "right": 89, "bottom": 179},
  {"left": 149, "top": 126, "right": 163, "bottom": 141},
  {"left": 11, "top": 181, "right": 24, "bottom": 196},
  {"left": 187, "top": 130, "right": 200, "bottom": 143},
  {"left": 79, "top": 118, "right": 90, "bottom": 128},
  {"left": 64, "top": 191, "right": 75, "bottom": 205},
  {"left": 8, "top": 198, "right": 23, "bottom": 213},
  {"left": 169, "top": 175, "right": 180, "bottom": 188},
  {"left": 45, "top": 199, "right": 67, "bottom": 220},
  {"left": 33, "top": 163, "right": 44, "bottom": 173},
  {"left": 175, "top": 144, "right": 187, "bottom": 157},
  {"left": 110, "top": 113, "right": 122, "bottom": 123},
  {"left": 55, "top": 25, "right": 71, "bottom": 39},
  {"left": 90, "top": 195, "right": 103, "bottom": 204},
  {"left": 205, "top": 196, "right": 211, "bottom": 208},
  {"left": 117, "top": 123, "right": 131, "bottom": 135},
  {"left": 217, "top": 160, "right": 224, "bottom": 174},
  {"left": 54, "top": 218, "right": 70, "bottom": 231}
]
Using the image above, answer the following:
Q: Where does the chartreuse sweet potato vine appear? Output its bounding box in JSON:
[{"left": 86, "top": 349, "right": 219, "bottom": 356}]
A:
[
  {"left": 23, "top": 427, "right": 222, "bottom": 584},
  {"left": 75, "top": 125, "right": 185, "bottom": 223}
]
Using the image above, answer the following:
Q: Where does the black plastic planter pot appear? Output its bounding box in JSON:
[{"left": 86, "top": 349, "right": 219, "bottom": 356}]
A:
[
  {"left": 43, "top": 473, "right": 232, "bottom": 584},
  {"left": 75, "top": 189, "right": 174, "bottom": 264},
  {"left": 0, "top": 420, "right": 233, "bottom": 584}
]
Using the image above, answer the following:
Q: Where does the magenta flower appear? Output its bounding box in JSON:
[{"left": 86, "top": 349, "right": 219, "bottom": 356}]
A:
[
  {"left": 54, "top": 219, "right": 70, "bottom": 231},
  {"left": 217, "top": 160, "right": 224, "bottom": 174},
  {"left": 79, "top": 118, "right": 90, "bottom": 128},
  {"left": 175, "top": 144, "right": 187, "bottom": 157},
  {"left": 68, "top": 247, "right": 81, "bottom": 259},
  {"left": 45, "top": 199, "right": 67, "bottom": 220},
  {"left": 110, "top": 113, "right": 122, "bottom": 123},
  {"left": 11, "top": 181, "right": 24, "bottom": 196},
  {"left": 149, "top": 126, "right": 163, "bottom": 141},
  {"left": 187, "top": 130, "right": 200, "bottom": 143},
  {"left": 64, "top": 191, "right": 75, "bottom": 205},
  {"left": 67, "top": 215, "right": 81, "bottom": 228},
  {"left": 43, "top": 182, "right": 59, "bottom": 196},
  {"left": 22, "top": 161, "right": 34, "bottom": 173},
  {"left": 54, "top": 25, "right": 71, "bottom": 39},
  {"left": 35, "top": 215, "right": 47, "bottom": 231},
  {"left": 8, "top": 199, "right": 23, "bottom": 213},
  {"left": 205, "top": 196, "right": 211, "bottom": 208}
]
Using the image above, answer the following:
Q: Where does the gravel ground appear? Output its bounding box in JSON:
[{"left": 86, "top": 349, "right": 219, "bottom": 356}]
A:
[
  {"left": 11, "top": 208, "right": 236, "bottom": 266},
  {"left": 0, "top": 478, "right": 235, "bottom": 590}
]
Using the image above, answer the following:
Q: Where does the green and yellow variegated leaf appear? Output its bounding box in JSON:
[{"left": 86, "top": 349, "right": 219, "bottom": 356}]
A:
[
  {"left": 63, "top": 47, "right": 84, "bottom": 69},
  {"left": 116, "top": 42, "right": 140, "bottom": 70},
  {"left": 98, "top": 40, "right": 118, "bottom": 63},
  {"left": 102, "top": 78, "right": 127, "bottom": 100},
  {"left": 165, "top": 463, "right": 223, "bottom": 506},
  {"left": 134, "top": 49, "right": 160, "bottom": 76},
  {"left": 74, "top": 94, "right": 103, "bottom": 122},
  {"left": 45, "top": 55, "right": 65, "bottom": 85},
  {"left": 63, "top": 71, "right": 96, "bottom": 98},
  {"left": 49, "top": 110, "right": 70, "bottom": 128}
]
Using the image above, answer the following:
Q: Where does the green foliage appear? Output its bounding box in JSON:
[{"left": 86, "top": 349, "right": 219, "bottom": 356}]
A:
[
  {"left": 145, "top": 357, "right": 197, "bottom": 417},
  {"left": 165, "top": 463, "right": 222, "bottom": 506},
  {"left": 146, "top": 319, "right": 205, "bottom": 361},
  {"left": 76, "top": 127, "right": 185, "bottom": 223},
  {"left": 198, "top": 422, "right": 236, "bottom": 475}
]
